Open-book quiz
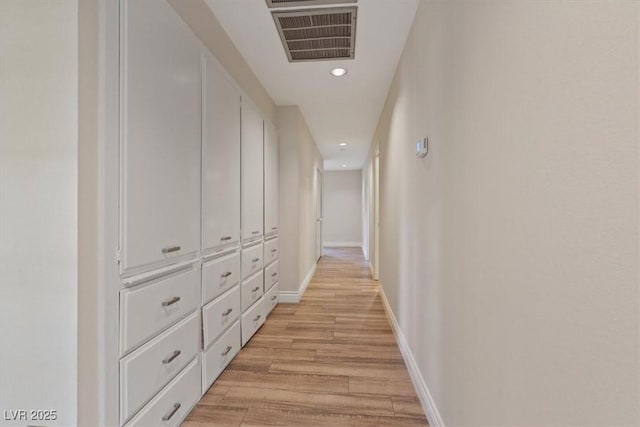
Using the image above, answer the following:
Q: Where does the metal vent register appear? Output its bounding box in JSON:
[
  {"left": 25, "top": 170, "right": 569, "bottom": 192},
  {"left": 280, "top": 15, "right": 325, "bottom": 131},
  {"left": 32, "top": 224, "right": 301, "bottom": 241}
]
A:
[
  {"left": 266, "top": 0, "right": 356, "bottom": 7},
  {"left": 272, "top": 7, "right": 357, "bottom": 62}
]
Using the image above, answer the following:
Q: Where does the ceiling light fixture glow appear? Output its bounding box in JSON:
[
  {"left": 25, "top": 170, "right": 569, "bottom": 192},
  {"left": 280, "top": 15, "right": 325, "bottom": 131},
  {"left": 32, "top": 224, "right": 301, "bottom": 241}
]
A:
[
  {"left": 339, "top": 142, "right": 348, "bottom": 146},
  {"left": 342, "top": 164, "right": 347, "bottom": 168},
  {"left": 330, "top": 68, "right": 348, "bottom": 77}
]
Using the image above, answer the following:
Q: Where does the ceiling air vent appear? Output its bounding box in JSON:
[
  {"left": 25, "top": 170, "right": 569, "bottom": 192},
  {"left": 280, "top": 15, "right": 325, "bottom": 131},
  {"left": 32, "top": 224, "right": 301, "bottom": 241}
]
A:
[
  {"left": 266, "top": 0, "right": 356, "bottom": 8},
  {"left": 272, "top": 7, "right": 357, "bottom": 62}
]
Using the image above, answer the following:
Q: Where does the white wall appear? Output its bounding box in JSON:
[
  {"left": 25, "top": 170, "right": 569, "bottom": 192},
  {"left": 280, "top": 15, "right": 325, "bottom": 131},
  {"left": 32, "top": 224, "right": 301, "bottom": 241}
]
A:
[
  {"left": 323, "top": 170, "right": 363, "bottom": 246},
  {"left": 365, "top": 1, "right": 639, "bottom": 425},
  {"left": 0, "top": 1, "right": 78, "bottom": 425},
  {"left": 276, "top": 105, "right": 324, "bottom": 296}
]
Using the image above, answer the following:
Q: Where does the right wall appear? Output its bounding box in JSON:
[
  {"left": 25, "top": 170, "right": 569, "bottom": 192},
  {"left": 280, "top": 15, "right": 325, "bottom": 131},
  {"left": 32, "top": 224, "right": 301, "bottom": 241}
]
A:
[{"left": 365, "top": 1, "right": 639, "bottom": 425}]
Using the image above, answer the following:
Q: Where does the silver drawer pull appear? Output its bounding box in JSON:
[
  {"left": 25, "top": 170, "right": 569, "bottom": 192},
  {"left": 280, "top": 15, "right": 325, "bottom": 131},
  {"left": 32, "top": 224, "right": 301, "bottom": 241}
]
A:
[
  {"left": 253, "top": 314, "right": 261, "bottom": 322},
  {"left": 271, "top": 249, "right": 277, "bottom": 253},
  {"left": 221, "top": 345, "right": 233, "bottom": 356},
  {"left": 221, "top": 271, "right": 232, "bottom": 278},
  {"left": 272, "top": 227, "right": 278, "bottom": 230},
  {"left": 252, "top": 286, "right": 260, "bottom": 293},
  {"left": 222, "top": 308, "right": 233, "bottom": 316},
  {"left": 162, "top": 296, "right": 180, "bottom": 307},
  {"left": 162, "top": 245, "right": 181, "bottom": 254},
  {"left": 252, "top": 230, "right": 260, "bottom": 235},
  {"left": 271, "top": 296, "right": 277, "bottom": 301},
  {"left": 271, "top": 272, "right": 278, "bottom": 277},
  {"left": 252, "top": 258, "right": 260, "bottom": 263},
  {"left": 221, "top": 236, "right": 232, "bottom": 241},
  {"left": 162, "top": 350, "right": 181, "bottom": 364},
  {"left": 162, "top": 403, "right": 181, "bottom": 421}
]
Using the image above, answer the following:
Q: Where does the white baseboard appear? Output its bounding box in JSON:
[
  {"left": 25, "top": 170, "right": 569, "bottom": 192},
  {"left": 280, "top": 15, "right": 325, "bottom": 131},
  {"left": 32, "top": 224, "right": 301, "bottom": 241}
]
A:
[
  {"left": 323, "top": 241, "right": 362, "bottom": 248},
  {"left": 278, "top": 263, "right": 317, "bottom": 304},
  {"left": 378, "top": 285, "right": 445, "bottom": 427}
]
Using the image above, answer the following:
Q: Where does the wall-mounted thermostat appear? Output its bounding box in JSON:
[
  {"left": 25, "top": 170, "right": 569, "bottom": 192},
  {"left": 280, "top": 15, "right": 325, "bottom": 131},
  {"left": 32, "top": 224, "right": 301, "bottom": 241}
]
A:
[{"left": 416, "top": 137, "right": 428, "bottom": 158}]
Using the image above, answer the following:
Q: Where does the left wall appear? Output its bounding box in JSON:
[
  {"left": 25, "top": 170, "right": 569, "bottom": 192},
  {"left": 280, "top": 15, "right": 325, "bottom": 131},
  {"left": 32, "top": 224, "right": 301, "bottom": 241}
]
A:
[{"left": 0, "top": 2, "right": 78, "bottom": 425}]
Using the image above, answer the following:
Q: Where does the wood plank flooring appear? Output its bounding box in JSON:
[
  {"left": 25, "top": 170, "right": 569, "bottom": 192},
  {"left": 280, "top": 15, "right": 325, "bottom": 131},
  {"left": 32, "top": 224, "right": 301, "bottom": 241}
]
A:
[{"left": 183, "top": 247, "right": 428, "bottom": 427}]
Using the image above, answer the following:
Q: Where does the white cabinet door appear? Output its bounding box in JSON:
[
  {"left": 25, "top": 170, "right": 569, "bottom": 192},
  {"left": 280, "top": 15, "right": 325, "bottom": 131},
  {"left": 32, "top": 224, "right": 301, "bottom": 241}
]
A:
[
  {"left": 241, "top": 98, "right": 264, "bottom": 242},
  {"left": 202, "top": 54, "right": 241, "bottom": 253},
  {"left": 121, "top": 0, "right": 201, "bottom": 275},
  {"left": 264, "top": 120, "right": 279, "bottom": 236}
]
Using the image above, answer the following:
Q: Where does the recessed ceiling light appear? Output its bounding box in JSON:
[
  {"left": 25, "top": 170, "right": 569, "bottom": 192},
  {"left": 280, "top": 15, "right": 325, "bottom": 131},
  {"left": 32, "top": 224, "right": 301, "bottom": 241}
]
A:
[
  {"left": 339, "top": 142, "right": 348, "bottom": 146},
  {"left": 342, "top": 164, "right": 347, "bottom": 168},
  {"left": 330, "top": 68, "right": 347, "bottom": 77}
]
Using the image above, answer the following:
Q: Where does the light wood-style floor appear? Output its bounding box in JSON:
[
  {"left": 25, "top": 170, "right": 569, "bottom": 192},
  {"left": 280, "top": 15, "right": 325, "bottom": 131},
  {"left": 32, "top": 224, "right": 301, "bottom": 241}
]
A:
[{"left": 184, "top": 247, "right": 429, "bottom": 427}]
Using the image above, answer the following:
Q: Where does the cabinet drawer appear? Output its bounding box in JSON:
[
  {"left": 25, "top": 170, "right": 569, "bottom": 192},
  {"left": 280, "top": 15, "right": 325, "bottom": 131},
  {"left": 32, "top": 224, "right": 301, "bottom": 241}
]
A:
[
  {"left": 124, "top": 358, "right": 200, "bottom": 427},
  {"left": 202, "top": 251, "right": 240, "bottom": 305},
  {"left": 241, "top": 243, "right": 263, "bottom": 279},
  {"left": 241, "top": 296, "right": 265, "bottom": 346},
  {"left": 120, "top": 265, "right": 199, "bottom": 355},
  {"left": 264, "top": 260, "right": 279, "bottom": 291},
  {"left": 264, "top": 238, "right": 278, "bottom": 265},
  {"left": 202, "top": 321, "right": 241, "bottom": 393},
  {"left": 241, "top": 271, "right": 264, "bottom": 312},
  {"left": 264, "top": 282, "right": 279, "bottom": 317},
  {"left": 120, "top": 311, "right": 200, "bottom": 424},
  {"left": 202, "top": 286, "right": 240, "bottom": 349}
]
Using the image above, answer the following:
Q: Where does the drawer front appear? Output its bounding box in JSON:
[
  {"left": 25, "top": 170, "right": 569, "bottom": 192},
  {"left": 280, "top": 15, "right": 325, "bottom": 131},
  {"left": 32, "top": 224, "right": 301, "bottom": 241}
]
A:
[
  {"left": 241, "top": 243, "right": 263, "bottom": 279},
  {"left": 120, "top": 265, "right": 200, "bottom": 355},
  {"left": 264, "top": 260, "right": 279, "bottom": 291},
  {"left": 202, "top": 320, "right": 241, "bottom": 393},
  {"left": 241, "top": 271, "right": 264, "bottom": 312},
  {"left": 202, "top": 251, "right": 240, "bottom": 305},
  {"left": 241, "top": 296, "right": 265, "bottom": 346},
  {"left": 264, "top": 282, "right": 279, "bottom": 316},
  {"left": 120, "top": 311, "right": 200, "bottom": 423},
  {"left": 124, "top": 358, "right": 200, "bottom": 427},
  {"left": 264, "top": 237, "right": 278, "bottom": 265},
  {"left": 202, "top": 286, "right": 240, "bottom": 348}
]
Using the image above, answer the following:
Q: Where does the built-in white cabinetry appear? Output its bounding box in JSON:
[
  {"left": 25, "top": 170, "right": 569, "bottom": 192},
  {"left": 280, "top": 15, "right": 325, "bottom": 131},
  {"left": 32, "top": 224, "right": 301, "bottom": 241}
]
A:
[
  {"left": 241, "top": 99, "right": 265, "bottom": 243},
  {"left": 120, "top": 0, "right": 201, "bottom": 276},
  {"left": 264, "top": 120, "right": 279, "bottom": 237},
  {"left": 202, "top": 53, "right": 241, "bottom": 255},
  {"left": 112, "top": 1, "right": 278, "bottom": 424}
]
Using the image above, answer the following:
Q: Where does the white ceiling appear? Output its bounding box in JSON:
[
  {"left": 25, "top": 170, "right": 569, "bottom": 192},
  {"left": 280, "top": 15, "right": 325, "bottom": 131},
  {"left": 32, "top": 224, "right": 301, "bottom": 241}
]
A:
[{"left": 205, "top": 0, "right": 419, "bottom": 170}]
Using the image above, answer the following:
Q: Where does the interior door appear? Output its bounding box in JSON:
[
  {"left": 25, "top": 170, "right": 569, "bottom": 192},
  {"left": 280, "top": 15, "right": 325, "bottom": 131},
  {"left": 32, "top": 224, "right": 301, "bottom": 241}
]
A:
[{"left": 315, "top": 168, "right": 323, "bottom": 261}]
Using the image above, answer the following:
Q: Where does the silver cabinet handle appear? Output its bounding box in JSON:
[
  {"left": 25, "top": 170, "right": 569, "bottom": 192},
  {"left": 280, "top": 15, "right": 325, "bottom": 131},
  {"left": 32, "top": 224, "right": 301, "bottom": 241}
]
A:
[
  {"left": 251, "top": 231, "right": 260, "bottom": 235},
  {"left": 252, "top": 258, "right": 260, "bottom": 263},
  {"left": 162, "top": 246, "right": 181, "bottom": 254},
  {"left": 252, "top": 286, "right": 260, "bottom": 293},
  {"left": 271, "top": 272, "right": 278, "bottom": 277},
  {"left": 222, "top": 308, "right": 233, "bottom": 316},
  {"left": 271, "top": 296, "right": 277, "bottom": 301},
  {"left": 221, "top": 345, "right": 232, "bottom": 356},
  {"left": 221, "top": 271, "right": 232, "bottom": 278},
  {"left": 162, "top": 296, "right": 180, "bottom": 307},
  {"left": 253, "top": 314, "right": 261, "bottom": 322},
  {"left": 271, "top": 249, "right": 277, "bottom": 253},
  {"left": 221, "top": 236, "right": 232, "bottom": 241},
  {"left": 162, "top": 350, "right": 181, "bottom": 364},
  {"left": 162, "top": 403, "right": 181, "bottom": 421},
  {"left": 272, "top": 227, "right": 278, "bottom": 230}
]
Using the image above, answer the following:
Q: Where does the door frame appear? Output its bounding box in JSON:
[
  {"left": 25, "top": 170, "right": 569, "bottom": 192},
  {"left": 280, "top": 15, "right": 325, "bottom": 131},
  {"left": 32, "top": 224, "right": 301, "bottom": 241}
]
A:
[
  {"left": 315, "top": 168, "right": 323, "bottom": 261},
  {"left": 373, "top": 152, "right": 380, "bottom": 280}
]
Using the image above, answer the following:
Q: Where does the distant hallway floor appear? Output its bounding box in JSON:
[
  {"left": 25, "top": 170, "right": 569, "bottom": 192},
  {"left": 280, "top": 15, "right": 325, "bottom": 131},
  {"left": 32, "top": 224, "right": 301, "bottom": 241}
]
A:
[{"left": 184, "top": 247, "right": 429, "bottom": 427}]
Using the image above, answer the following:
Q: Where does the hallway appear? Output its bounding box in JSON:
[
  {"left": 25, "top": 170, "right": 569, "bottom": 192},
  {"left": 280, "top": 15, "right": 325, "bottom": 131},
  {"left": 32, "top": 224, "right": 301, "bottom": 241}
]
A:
[{"left": 184, "top": 247, "right": 428, "bottom": 427}]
